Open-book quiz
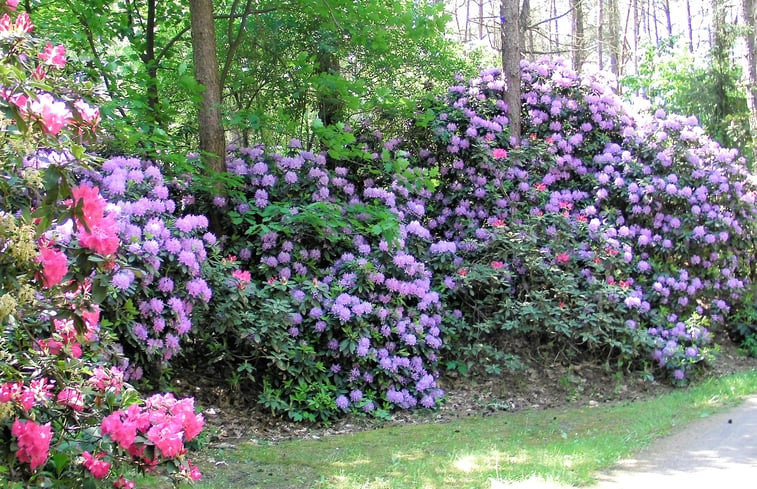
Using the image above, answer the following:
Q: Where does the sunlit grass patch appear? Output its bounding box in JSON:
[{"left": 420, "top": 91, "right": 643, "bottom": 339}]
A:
[{"left": 162, "top": 371, "right": 757, "bottom": 489}]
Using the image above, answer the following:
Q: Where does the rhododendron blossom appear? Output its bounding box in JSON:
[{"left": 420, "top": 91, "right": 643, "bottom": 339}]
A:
[
  {"left": 57, "top": 386, "right": 84, "bottom": 411},
  {"left": 0, "top": 11, "right": 32, "bottom": 33},
  {"left": 81, "top": 451, "right": 110, "bottom": 478},
  {"left": 11, "top": 419, "right": 52, "bottom": 470},
  {"left": 71, "top": 185, "right": 120, "bottom": 255},
  {"left": 492, "top": 148, "right": 508, "bottom": 159},
  {"left": 555, "top": 252, "right": 571, "bottom": 264},
  {"left": 74, "top": 99, "right": 100, "bottom": 127},
  {"left": 37, "top": 244, "right": 68, "bottom": 287},
  {"left": 38, "top": 41, "right": 66, "bottom": 68},
  {"left": 28, "top": 93, "right": 71, "bottom": 135}
]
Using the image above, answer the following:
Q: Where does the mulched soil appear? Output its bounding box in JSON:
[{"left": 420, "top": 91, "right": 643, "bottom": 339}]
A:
[{"left": 172, "top": 337, "right": 757, "bottom": 447}]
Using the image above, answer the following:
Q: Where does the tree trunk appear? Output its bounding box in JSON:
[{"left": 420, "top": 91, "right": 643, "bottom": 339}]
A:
[
  {"left": 663, "top": 0, "right": 672, "bottom": 37},
  {"left": 553, "top": 0, "right": 560, "bottom": 53},
  {"left": 144, "top": 0, "right": 159, "bottom": 123},
  {"left": 633, "top": 0, "right": 639, "bottom": 72},
  {"left": 743, "top": 0, "right": 757, "bottom": 163},
  {"left": 711, "top": 0, "right": 729, "bottom": 134},
  {"left": 651, "top": 0, "right": 659, "bottom": 44},
  {"left": 571, "top": 0, "right": 585, "bottom": 72},
  {"left": 189, "top": 0, "right": 227, "bottom": 174},
  {"left": 520, "top": 0, "right": 531, "bottom": 56},
  {"left": 479, "top": 0, "right": 485, "bottom": 40},
  {"left": 686, "top": 0, "right": 694, "bottom": 52},
  {"left": 598, "top": 0, "right": 605, "bottom": 69},
  {"left": 501, "top": 0, "right": 522, "bottom": 144},
  {"left": 608, "top": 0, "right": 621, "bottom": 79},
  {"left": 316, "top": 47, "right": 344, "bottom": 127}
]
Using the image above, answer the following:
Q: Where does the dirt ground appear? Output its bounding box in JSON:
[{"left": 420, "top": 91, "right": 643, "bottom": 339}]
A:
[{"left": 174, "top": 337, "right": 757, "bottom": 446}]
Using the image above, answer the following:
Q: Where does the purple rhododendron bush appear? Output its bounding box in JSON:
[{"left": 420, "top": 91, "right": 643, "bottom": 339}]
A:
[
  {"left": 175, "top": 59, "right": 755, "bottom": 421},
  {"left": 408, "top": 60, "right": 756, "bottom": 381},
  {"left": 0, "top": 4, "right": 203, "bottom": 487}
]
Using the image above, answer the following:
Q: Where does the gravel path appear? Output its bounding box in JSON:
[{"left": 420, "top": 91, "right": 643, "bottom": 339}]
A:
[
  {"left": 492, "top": 395, "right": 757, "bottom": 489},
  {"left": 591, "top": 395, "right": 757, "bottom": 488}
]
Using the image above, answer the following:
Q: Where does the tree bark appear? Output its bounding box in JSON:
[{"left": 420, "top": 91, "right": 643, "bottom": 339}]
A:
[
  {"left": 686, "top": 0, "right": 694, "bottom": 52},
  {"left": 598, "top": 0, "right": 604, "bottom": 69},
  {"left": 571, "top": 0, "right": 585, "bottom": 72},
  {"left": 608, "top": 0, "right": 621, "bottom": 79},
  {"left": 633, "top": 0, "right": 639, "bottom": 72},
  {"left": 520, "top": 0, "right": 531, "bottom": 55},
  {"left": 663, "top": 0, "right": 673, "bottom": 38},
  {"left": 144, "top": 0, "right": 159, "bottom": 122},
  {"left": 738, "top": 0, "right": 757, "bottom": 163},
  {"left": 711, "top": 0, "right": 729, "bottom": 132},
  {"left": 501, "top": 0, "right": 522, "bottom": 144},
  {"left": 189, "top": 0, "right": 227, "bottom": 174}
]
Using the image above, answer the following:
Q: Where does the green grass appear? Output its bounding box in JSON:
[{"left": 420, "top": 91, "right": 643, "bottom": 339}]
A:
[{"left": 145, "top": 371, "right": 757, "bottom": 489}]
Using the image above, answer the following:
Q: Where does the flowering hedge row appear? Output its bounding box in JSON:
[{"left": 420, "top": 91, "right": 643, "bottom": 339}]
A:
[{"left": 170, "top": 58, "right": 755, "bottom": 421}]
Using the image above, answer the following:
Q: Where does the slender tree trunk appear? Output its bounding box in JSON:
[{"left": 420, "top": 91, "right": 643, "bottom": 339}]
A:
[
  {"left": 711, "top": 0, "right": 728, "bottom": 133},
  {"left": 553, "top": 0, "right": 560, "bottom": 53},
  {"left": 633, "top": 0, "right": 639, "bottom": 72},
  {"left": 501, "top": 0, "right": 522, "bottom": 144},
  {"left": 598, "top": 0, "right": 605, "bottom": 69},
  {"left": 571, "top": 0, "right": 585, "bottom": 72},
  {"left": 520, "top": 0, "right": 531, "bottom": 55},
  {"left": 744, "top": 0, "right": 757, "bottom": 163},
  {"left": 464, "top": 0, "right": 472, "bottom": 42},
  {"left": 479, "top": 0, "right": 485, "bottom": 39},
  {"left": 652, "top": 0, "right": 660, "bottom": 44},
  {"left": 663, "top": 0, "right": 672, "bottom": 37},
  {"left": 622, "top": 0, "right": 633, "bottom": 75},
  {"left": 189, "top": 0, "right": 227, "bottom": 174},
  {"left": 686, "top": 0, "right": 694, "bottom": 52},
  {"left": 608, "top": 0, "right": 622, "bottom": 80},
  {"left": 144, "top": 0, "right": 159, "bottom": 121}
]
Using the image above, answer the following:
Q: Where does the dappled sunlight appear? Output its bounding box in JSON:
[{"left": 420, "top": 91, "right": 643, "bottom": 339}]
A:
[
  {"left": 489, "top": 475, "right": 574, "bottom": 488},
  {"left": 448, "top": 445, "right": 596, "bottom": 484},
  {"left": 329, "top": 457, "right": 373, "bottom": 468}
]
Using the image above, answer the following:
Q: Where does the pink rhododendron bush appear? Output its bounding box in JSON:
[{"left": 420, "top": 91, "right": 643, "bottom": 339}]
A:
[{"left": 0, "top": 4, "right": 203, "bottom": 487}]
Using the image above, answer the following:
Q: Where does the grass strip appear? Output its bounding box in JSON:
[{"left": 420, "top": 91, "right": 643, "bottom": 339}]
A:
[{"left": 144, "top": 370, "right": 757, "bottom": 489}]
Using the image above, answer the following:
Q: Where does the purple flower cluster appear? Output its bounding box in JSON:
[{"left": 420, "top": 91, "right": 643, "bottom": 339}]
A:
[
  {"left": 81, "top": 157, "right": 217, "bottom": 375},
  {"left": 221, "top": 143, "right": 446, "bottom": 415}
]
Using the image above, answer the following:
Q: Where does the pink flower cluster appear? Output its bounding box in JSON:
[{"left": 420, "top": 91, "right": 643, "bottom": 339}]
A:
[
  {"left": 36, "top": 310, "right": 99, "bottom": 359},
  {"left": 71, "top": 185, "right": 120, "bottom": 256},
  {"left": 100, "top": 394, "right": 203, "bottom": 475},
  {"left": 11, "top": 419, "right": 53, "bottom": 470},
  {"left": 81, "top": 451, "right": 111, "bottom": 479},
  {"left": 232, "top": 269, "right": 251, "bottom": 289},
  {"left": 0, "top": 11, "right": 32, "bottom": 34},
  {"left": 38, "top": 41, "right": 66, "bottom": 69},
  {"left": 88, "top": 365, "right": 126, "bottom": 394},
  {"left": 0, "top": 381, "right": 36, "bottom": 412},
  {"left": 37, "top": 243, "right": 68, "bottom": 287},
  {"left": 28, "top": 93, "right": 71, "bottom": 135}
]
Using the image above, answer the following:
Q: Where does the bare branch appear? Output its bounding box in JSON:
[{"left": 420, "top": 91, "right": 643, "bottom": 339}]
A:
[{"left": 528, "top": 6, "right": 575, "bottom": 30}]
